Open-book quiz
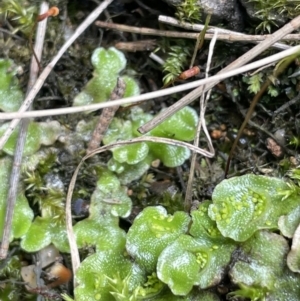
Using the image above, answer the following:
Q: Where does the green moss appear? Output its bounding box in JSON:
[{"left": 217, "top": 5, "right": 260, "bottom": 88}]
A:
[
  {"left": 175, "top": 0, "right": 201, "bottom": 23},
  {"left": 249, "top": 0, "right": 300, "bottom": 32},
  {"left": 0, "top": 0, "right": 37, "bottom": 36}
]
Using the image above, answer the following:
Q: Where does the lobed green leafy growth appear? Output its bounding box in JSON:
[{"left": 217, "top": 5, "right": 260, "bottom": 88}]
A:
[
  {"left": 208, "top": 174, "right": 300, "bottom": 241},
  {"left": 229, "top": 231, "right": 300, "bottom": 300},
  {"left": 72, "top": 173, "right": 300, "bottom": 300},
  {"left": 73, "top": 47, "right": 139, "bottom": 107},
  {"left": 21, "top": 214, "right": 69, "bottom": 253},
  {"left": 0, "top": 158, "right": 33, "bottom": 242},
  {"left": 102, "top": 105, "right": 198, "bottom": 184},
  {"left": 0, "top": 58, "right": 23, "bottom": 112},
  {"left": 126, "top": 206, "right": 191, "bottom": 273},
  {"left": 74, "top": 169, "right": 132, "bottom": 250},
  {"left": 72, "top": 47, "right": 198, "bottom": 183},
  {"left": 0, "top": 120, "right": 61, "bottom": 156}
]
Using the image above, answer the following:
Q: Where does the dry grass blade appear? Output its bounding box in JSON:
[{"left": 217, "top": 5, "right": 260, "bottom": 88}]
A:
[
  {"left": 96, "top": 19, "right": 300, "bottom": 50},
  {"left": 0, "top": 0, "right": 115, "bottom": 150},
  {"left": 138, "top": 15, "right": 300, "bottom": 134},
  {"left": 66, "top": 136, "right": 214, "bottom": 279},
  {"left": 159, "top": 15, "right": 298, "bottom": 50},
  {"left": 1, "top": 45, "right": 300, "bottom": 121},
  {"left": 184, "top": 30, "right": 218, "bottom": 211},
  {"left": 0, "top": 2, "right": 48, "bottom": 259}
]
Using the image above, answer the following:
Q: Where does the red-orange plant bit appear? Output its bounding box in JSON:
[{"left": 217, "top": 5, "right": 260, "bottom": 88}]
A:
[
  {"left": 162, "top": 66, "right": 201, "bottom": 89},
  {"left": 178, "top": 66, "right": 200, "bottom": 80},
  {"left": 46, "top": 262, "right": 72, "bottom": 288},
  {"left": 37, "top": 6, "right": 59, "bottom": 22}
]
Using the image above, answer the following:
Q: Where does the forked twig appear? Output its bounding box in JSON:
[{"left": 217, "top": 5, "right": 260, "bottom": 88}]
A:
[{"left": 138, "top": 15, "right": 300, "bottom": 134}]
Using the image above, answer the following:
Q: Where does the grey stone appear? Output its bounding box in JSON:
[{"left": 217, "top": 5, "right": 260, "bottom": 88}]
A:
[
  {"left": 239, "top": 0, "right": 288, "bottom": 27},
  {"left": 163, "top": 0, "right": 245, "bottom": 31}
]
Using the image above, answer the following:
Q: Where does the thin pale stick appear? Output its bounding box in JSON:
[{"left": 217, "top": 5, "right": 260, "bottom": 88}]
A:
[
  {"left": 62, "top": 0, "right": 115, "bottom": 288},
  {"left": 0, "top": 44, "right": 300, "bottom": 121},
  {"left": 185, "top": 31, "right": 218, "bottom": 211},
  {"left": 225, "top": 50, "right": 300, "bottom": 176},
  {"left": 139, "top": 15, "right": 300, "bottom": 134},
  {"left": 149, "top": 52, "right": 165, "bottom": 65},
  {"left": 87, "top": 78, "right": 125, "bottom": 154},
  {"left": 159, "top": 15, "right": 293, "bottom": 50},
  {"left": 96, "top": 20, "right": 294, "bottom": 50},
  {"left": 0, "top": 0, "right": 114, "bottom": 150},
  {"left": 66, "top": 136, "right": 214, "bottom": 280},
  {"left": 0, "top": 2, "right": 49, "bottom": 259},
  {"left": 189, "top": 15, "right": 211, "bottom": 68}
]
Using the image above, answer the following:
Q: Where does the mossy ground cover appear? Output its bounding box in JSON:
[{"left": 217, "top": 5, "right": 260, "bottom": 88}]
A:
[{"left": 1, "top": 1, "right": 300, "bottom": 300}]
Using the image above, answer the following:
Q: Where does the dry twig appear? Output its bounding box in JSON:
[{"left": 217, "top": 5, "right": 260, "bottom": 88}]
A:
[
  {"left": 0, "top": 45, "right": 300, "bottom": 120},
  {"left": 138, "top": 15, "right": 300, "bottom": 134},
  {"left": 0, "top": 0, "right": 115, "bottom": 150},
  {"left": 0, "top": 2, "right": 48, "bottom": 259},
  {"left": 66, "top": 136, "right": 214, "bottom": 281},
  {"left": 95, "top": 20, "right": 299, "bottom": 50},
  {"left": 184, "top": 30, "right": 218, "bottom": 211},
  {"left": 0, "top": 46, "right": 300, "bottom": 120},
  {"left": 87, "top": 78, "right": 125, "bottom": 154},
  {"left": 158, "top": 15, "right": 295, "bottom": 50}
]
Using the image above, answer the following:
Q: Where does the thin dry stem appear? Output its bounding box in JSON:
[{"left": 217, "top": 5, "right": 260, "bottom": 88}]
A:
[
  {"left": 87, "top": 78, "right": 125, "bottom": 154},
  {"left": 1, "top": 45, "right": 300, "bottom": 120},
  {"left": 138, "top": 15, "right": 300, "bottom": 134},
  {"left": 66, "top": 136, "right": 214, "bottom": 278},
  {"left": 95, "top": 20, "right": 298, "bottom": 50},
  {"left": 0, "top": 0, "right": 115, "bottom": 150},
  {"left": 185, "top": 31, "right": 218, "bottom": 211},
  {"left": 0, "top": 2, "right": 49, "bottom": 259},
  {"left": 158, "top": 15, "right": 294, "bottom": 50}
]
